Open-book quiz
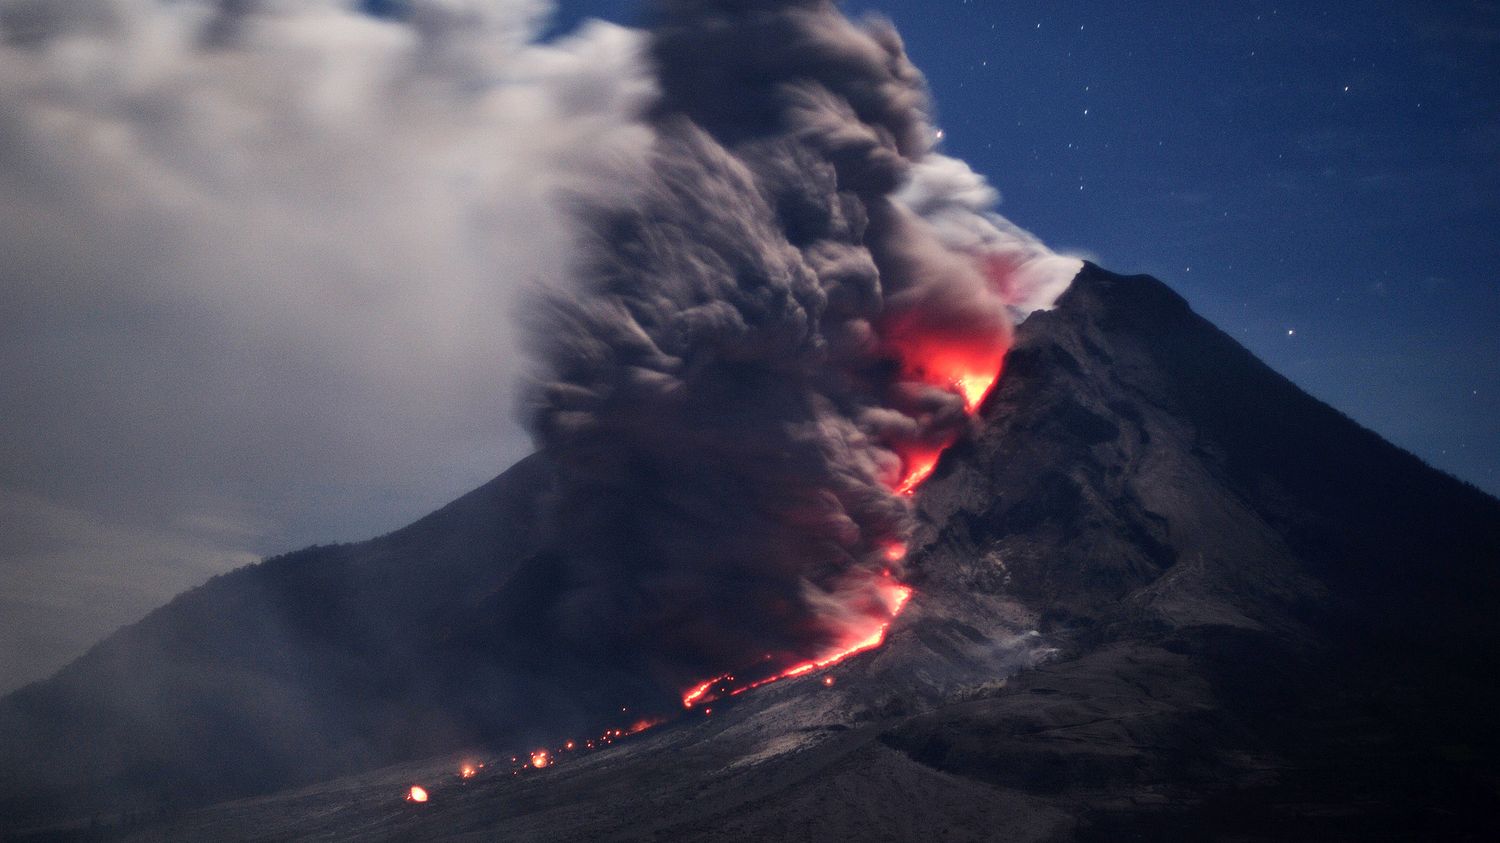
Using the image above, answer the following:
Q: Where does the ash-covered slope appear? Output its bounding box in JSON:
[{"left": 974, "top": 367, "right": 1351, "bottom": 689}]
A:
[
  {"left": 0, "top": 453, "right": 648, "bottom": 829},
  {"left": 92, "top": 263, "right": 1500, "bottom": 842}
]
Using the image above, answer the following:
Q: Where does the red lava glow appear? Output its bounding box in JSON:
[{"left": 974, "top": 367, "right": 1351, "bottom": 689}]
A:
[
  {"left": 681, "top": 582, "right": 913, "bottom": 708},
  {"left": 459, "top": 764, "right": 476, "bottom": 779},
  {"left": 682, "top": 677, "right": 723, "bottom": 709},
  {"left": 495, "top": 714, "right": 668, "bottom": 779},
  {"left": 887, "top": 336, "right": 1007, "bottom": 495},
  {"left": 493, "top": 340, "right": 1001, "bottom": 768},
  {"left": 407, "top": 785, "right": 429, "bottom": 803},
  {"left": 895, "top": 448, "right": 942, "bottom": 496},
  {"left": 670, "top": 328, "right": 1006, "bottom": 715},
  {"left": 954, "top": 370, "right": 999, "bottom": 413},
  {"left": 888, "top": 327, "right": 1008, "bottom": 414}
]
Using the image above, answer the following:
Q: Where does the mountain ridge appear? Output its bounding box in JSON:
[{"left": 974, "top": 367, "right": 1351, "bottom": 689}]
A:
[{"left": 898, "top": 262, "right": 1500, "bottom": 837}]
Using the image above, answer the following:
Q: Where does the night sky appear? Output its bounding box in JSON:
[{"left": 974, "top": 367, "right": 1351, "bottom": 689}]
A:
[{"left": 556, "top": 0, "right": 1500, "bottom": 497}]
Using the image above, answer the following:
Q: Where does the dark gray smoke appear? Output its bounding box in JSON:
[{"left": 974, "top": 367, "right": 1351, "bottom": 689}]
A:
[{"left": 526, "top": 0, "right": 1079, "bottom": 691}]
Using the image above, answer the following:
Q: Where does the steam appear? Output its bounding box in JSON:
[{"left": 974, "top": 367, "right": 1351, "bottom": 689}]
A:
[
  {"left": 899, "top": 153, "right": 1084, "bottom": 320},
  {"left": 0, "top": 0, "right": 651, "bottom": 691},
  {"left": 527, "top": 0, "right": 1080, "bottom": 689}
]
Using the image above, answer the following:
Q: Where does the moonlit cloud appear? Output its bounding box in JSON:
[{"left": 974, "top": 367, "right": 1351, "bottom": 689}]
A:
[
  {"left": 896, "top": 153, "right": 1083, "bottom": 319},
  {"left": 0, "top": 0, "right": 654, "bottom": 692}
]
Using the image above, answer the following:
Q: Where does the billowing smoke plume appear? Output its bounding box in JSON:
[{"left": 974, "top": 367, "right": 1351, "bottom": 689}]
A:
[{"left": 527, "top": 0, "right": 1081, "bottom": 691}]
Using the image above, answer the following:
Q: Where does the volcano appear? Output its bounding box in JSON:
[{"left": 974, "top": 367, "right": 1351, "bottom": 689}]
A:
[{"left": 3, "top": 263, "right": 1499, "bottom": 840}]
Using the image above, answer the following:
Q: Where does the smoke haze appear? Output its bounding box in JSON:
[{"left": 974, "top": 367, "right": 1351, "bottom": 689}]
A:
[
  {"left": 0, "top": 0, "right": 655, "bottom": 691},
  {"left": 0, "top": 0, "right": 1076, "bottom": 693}
]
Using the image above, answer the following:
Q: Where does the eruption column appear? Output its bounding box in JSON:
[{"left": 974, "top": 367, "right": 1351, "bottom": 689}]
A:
[{"left": 527, "top": 0, "right": 1076, "bottom": 716}]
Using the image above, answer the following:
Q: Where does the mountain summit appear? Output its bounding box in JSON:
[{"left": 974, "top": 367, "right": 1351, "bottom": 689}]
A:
[{"left": 4, "top": 264, "right": 1499, "bottom": 839}]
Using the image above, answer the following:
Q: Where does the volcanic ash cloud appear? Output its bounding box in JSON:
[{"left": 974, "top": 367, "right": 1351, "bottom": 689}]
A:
[{"left": 526, "top": 0, "right": 1082, "bottom": 692}]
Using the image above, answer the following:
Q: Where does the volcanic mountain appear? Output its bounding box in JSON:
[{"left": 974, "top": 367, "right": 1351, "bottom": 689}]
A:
[{"left": 5, "top": 263, "right": 1500, "bottom": 840}]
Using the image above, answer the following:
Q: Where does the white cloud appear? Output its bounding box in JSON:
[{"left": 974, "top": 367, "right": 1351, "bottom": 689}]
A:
[
  {"left": 896, "top": 153, "right": 1083, "bottom": 319},
  {"left": 0, "top": 0, "right": 654, "bottom": 691}
]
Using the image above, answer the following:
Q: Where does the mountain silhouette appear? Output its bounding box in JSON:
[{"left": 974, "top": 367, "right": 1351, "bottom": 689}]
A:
[{"left": 4, "top": 263, "right": 1498, "bottom": 840}]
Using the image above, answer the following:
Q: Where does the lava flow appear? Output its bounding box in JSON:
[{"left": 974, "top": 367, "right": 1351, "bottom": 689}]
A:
[
  {"left": 894, "top": 446, "right": 943, "bottom": 496},
  {"left": 678, "top": 330, "right": 1005, "bottom": 708},
  {"left": 682, "top": 578, "right": 913, "bottom": 708},
  {"left": 893, "top": 328, "right": 1008, "bottom": 415}
]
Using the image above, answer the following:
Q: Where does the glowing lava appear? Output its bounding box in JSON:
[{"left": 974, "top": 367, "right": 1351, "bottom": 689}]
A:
[
  {"left": 682, "top": 677, "right": 723, "bottom": 709},
  {"left": 771, "top": 583, "right": 912, "bottom": 684},
  {"left": 898, "top": 340, "right": 1004, "bottom": 413},
  {"left": 459, "top": 763, "right": 476, "bottom": 779},
  {"left": 890, "top": 348, "right": 1006, "bottom": 494},
  {"left": 681, "top": 582, "right": 912, "bottom": 708},
  {"left": 530, "top": 750, "right": 550, "bottom": 769},
  {"left": 673, "top": 326, "right": 1007, "bottom": 712},
  {"left": 895, "top": 448, "right": 942, "bottom": 496},
  {"left": 954, "top": 370, "right": 1000, "bottom": 414},
  {"left": 407, "top": 785, "right": 429, "bottom": 803}
]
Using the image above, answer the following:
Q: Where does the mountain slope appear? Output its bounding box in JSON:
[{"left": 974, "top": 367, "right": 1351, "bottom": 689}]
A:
[
  {"left": 0, "top": 453, "right": 574, "bottom": 827},
  {"left": 893, "top": 262, "right": 1500, "bottom": 837},
  {"left": 7, "top": 264, "right": 1500, "bottom": 840}
]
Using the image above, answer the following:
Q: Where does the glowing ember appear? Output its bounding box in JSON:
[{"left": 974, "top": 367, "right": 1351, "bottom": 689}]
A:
[
  {"left": 954, "top": 371, "right": 999, "bottom": 413},
  {"left": 895, "top": 452, "right": 940, "bottom": 496},
  {"left": 530, "top": 750, "right": 550, "bottom": 769},
  {"left": 459, "top": 764, "right": 476, "bottom": 779},
  {"left": 670, "top": 324, "right": 1003, "bottom": 714},
  {"left": 407, "top": 785, "right": 428, "bottom": 803},
  {"left": 899, "top": 337, "right": 1007, "bottom": 413},
  {"left": 565, "top": 741, "right": 575, "bottom": 751},
  {"left": 683, "top": 675, "right": 729, "bottom": 709},
  {"left": 681, "top": 583, "right": 913, "bottom": 708}
]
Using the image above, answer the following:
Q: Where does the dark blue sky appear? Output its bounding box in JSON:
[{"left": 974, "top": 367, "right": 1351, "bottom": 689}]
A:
[{"left": 551, "top": 0, "right": 1500, "bottom": 497}]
